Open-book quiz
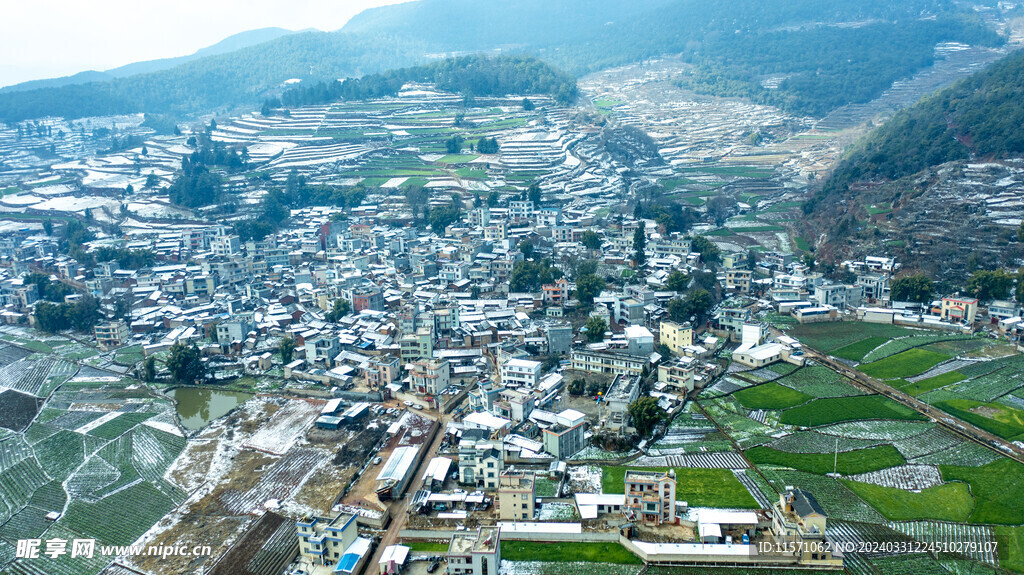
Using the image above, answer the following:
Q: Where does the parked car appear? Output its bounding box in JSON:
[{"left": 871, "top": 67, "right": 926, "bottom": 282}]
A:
[
  {"left": 413, "top": 404, "right": 424, "bottom": 410},
  {"left": 427, "top": 560, "right": 440, "bottom": 573},
  {"left": 373, "top": 456, "right": 383, "bottom": 465}
]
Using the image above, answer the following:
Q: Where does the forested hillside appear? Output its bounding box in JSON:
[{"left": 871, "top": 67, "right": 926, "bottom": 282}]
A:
[
  {"left": 0, "top": 31, "right": 431, "bottom": 122},
  {"left": 811, "top": 48, "right": 1024, "bottom": 208},
  {"left": 274, "top": 55, "right": 578, "bottom": 109}
]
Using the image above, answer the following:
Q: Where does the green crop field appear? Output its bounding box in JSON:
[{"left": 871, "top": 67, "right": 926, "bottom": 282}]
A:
[
  {"left": 841, "top": 480, "right": 973, "bottom": 522},
  {"left": 780, "top": 395, "right": 925, "bottom": 427},
  {"left": 858, "top": 349, "right": 950, "bottom": 379},
  {"left": 601, "top": 467, "right": 758, "bottom": 509},
  {"left": 733, "top": 382, "right": 812, "bottom": 410},
  {"left": 933, "top": 399, "right": 1024, "bottom": 440},
  {"left": 831, "top": 337, "right": 889, "bottom": 361},
  {"left": 403, "top": 541, "right": 450, "bottom": 552},
  {"left": 996, "top": 525, "right": 1024, "bottom": 574},
  {"left": 501, "top": 541, "right": 641, "bottom": 564},
  {"left": 745, "top": 444, "right": 904, "bottom": 475},
  {"left": 895, "top": 371, "right": 965, "bottom": 396},
  {"left": 940, "top": 459, "right": 1024, "bottom": 524},
  {"left": 788, "top": 322, "right": 914, "bottom": 352}
]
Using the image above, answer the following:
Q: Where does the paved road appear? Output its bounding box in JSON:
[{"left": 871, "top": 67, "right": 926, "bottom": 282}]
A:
[
  {"left": 362, "top": 410, "right": 448, "bottom": 574},
  {"left": 799, "top": 345, "right": 1024, "bottom": 465}
]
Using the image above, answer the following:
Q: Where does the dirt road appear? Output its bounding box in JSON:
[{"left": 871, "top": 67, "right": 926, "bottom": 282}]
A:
[{"left": 361, "top": 411, "right": 448, "bottom": 574}]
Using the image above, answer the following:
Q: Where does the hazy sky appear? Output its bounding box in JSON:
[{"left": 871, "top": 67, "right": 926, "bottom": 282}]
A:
[{"left": 0, "top": 0, "right": 409, "bottom": 87}]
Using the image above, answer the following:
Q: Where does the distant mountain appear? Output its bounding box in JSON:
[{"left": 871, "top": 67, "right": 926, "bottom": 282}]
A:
[
  {"left": 0, "top": 27, "right": 296, "bottom": 93},
  {"left": 0, "top": 0, "right": 1006, "bottom": 122}
]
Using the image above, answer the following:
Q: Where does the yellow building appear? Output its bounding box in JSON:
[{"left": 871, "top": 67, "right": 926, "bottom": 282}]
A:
[
  {"left": 498, "top": 470, "right": 535, "bottom": 520},
  {"left": 659, "top": 320, "right": 693, "bottom": 355},
  {"left": 941, "top": 296, "right": 979, "bottom": 324}
]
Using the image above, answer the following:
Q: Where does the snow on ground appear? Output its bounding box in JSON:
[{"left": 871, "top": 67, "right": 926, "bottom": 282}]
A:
[
  {"left": 143, "top": 418, "right": 185, "bottom": 437},
  {"left": 567, "top": 465, "right": 603, "bottom": 494},
  {"left": 242, "top": 398, "right": 322, "bottom": 455},
  {"left": 846, "top": 464, "right": 943, "bottom": 491},
  {"left": 381, "top": 177, "right": 409, "bottom": 188},
  {"left": 35, "top": 195, "right": 120, "bottom": 214},
  {"left": 75, "top": 411, "right": 120, "bottom": 434},
  {"left": 537, "top": 502, "right": 578, "bottom": 521}
]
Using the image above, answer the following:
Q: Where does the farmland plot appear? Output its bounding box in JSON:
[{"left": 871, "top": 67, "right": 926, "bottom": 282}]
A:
[
  {"left": 216, "top": 447, "right": 327, "bottom": 515},
  {"left": 242, "top": 399, "right": 322, "bottom": 455},
  {"left": 891, "top": 521, "right": 998, "bottom": 565},
  {"left": 913, "top": 440, "right": 1002, "bottom": 467},
  {"left": 891, "top": 426, "right": 962, "bottom": 460},
  {"left": 780, "top": 395, "right": 925, "bottom": 427},
  {"left": 768, "top": 430, "right": 882, "bottom": 454},
  {"left": 815, "top": 419, "right": 933, "bottom": 441},
  {"left": 827, "top": 520, "right": 917, "bottom": 557},
  {"left": 945, "top": 367, "right": 1024, "bottom": 403},
  {"left": 860, "top": 334, "right": 975, "bottom": 364},
  {"left": 0, "top": 457, "right": 50, "bottom": 525},
  {"left": 775, "top": 365, "right": 866, "bottom": 398},
  {"left": 847, "top": 464, "right": 943, "bottom": 490},
  {"left": 61, "top": 480, "right": 177, "bottom": 546}
]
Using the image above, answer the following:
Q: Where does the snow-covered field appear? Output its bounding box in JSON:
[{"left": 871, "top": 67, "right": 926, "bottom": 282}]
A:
[
  {"left": 847, "top": 464, "right": 943, "bottom": 491},
  {"left": 242, "top": 398, "right": 323, "bottom": 455}
]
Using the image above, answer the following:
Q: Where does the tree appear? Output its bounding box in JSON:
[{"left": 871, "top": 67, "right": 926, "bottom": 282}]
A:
[
  {"left": 1019, "top": 221, "right": 1024, "bottom": 243},
  {"left": 706, "top": 195, "right": 734, "bottom": 226},
  {"left": 628, "top": 396, "right": 666, "bottom": 437},
  {"left": 746, "top": 250, "right": 758, "bottom": 269},
  {"left": 802, "top": 253, "right": 816, "bottom": 271},
  {"left": 966, "top": 269, "right": 1014, "bottom": 301},
  {"left": 569, "top": 377, "right": 586, "bottom": 396},
  {"left": 34, "top": 301, "right": 69, "bottom": 333},
  {"left": 580, "top": 230, "right": 602, "bottom": 251},
  {"left": 509, "top": 259, "right": 562, "bottom": 292},
  {"left": 42, "top": 220, "right": 53, "bottom": 236},
  {"left": 518, "top": 240, "right": 534, "bottom": 259},
  {"left": 145, "top": 173, "right": 159, "bottom": 188},
  {"left": 890, "top": 273, "right": 934, "bottom": 303},
  {"left": 166, "top": 342, "right": 205, "bottom": 385},
  {"left": 428, "top": 205, "right": 461, "bottom": 235},
  {"left": 142, "top": 356, "right": 156, "bottom": 382},
  {"left": 527, "top": 182, "right": 542, "bottom": 205},
  {"left": 67, "top": 296, "right": 100, "bottom": 332},
  {"left": 279, "top": 337, "right": 296, "bottom": 364},
  {"left": 325, "top": 299, "right": 351, "bottom": 322},
  {"left": 1017, "top": 271, "right": 1024, "bottom": 303},
  {"left": 522, "top": 97, "right": 535, "bottom": 111},
  {"left": 633, "top": 221, "right": 647, "bottom": 268},
  {"left": 445, "top": 135, "right": 465, "bottom": 154},
  {"left": 686, "top": 289, "right": 714, "bottom": 323},
  {"left": 666, "top": 270, "right": 690, "bottom": 293},
  {"left": 487, "top": 191, "right": 500, "bottom": 207},
  {"left": 575, "top": 273, "right": 606, "bottom": 305},
  {"left": 141, "top": 145, "right": 148, "bottom": 156},
  {"left": 584, "top": 316, "right": 608, "bottom": 343},
  {"left": 690, "top": 235, "right": 721, "bottom": 265},
  {"left": 476, "top": 137, "right": 499, "bottom": 154}
]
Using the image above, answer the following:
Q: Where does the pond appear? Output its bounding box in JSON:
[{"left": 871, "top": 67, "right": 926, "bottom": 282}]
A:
[{"left": 167, "top": 387, "right": 253, "bottom": 431}]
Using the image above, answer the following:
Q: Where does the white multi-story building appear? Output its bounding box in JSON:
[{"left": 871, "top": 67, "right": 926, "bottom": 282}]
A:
[{"left": 500, "top": 358, "right": 542, "bottom": 388}]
